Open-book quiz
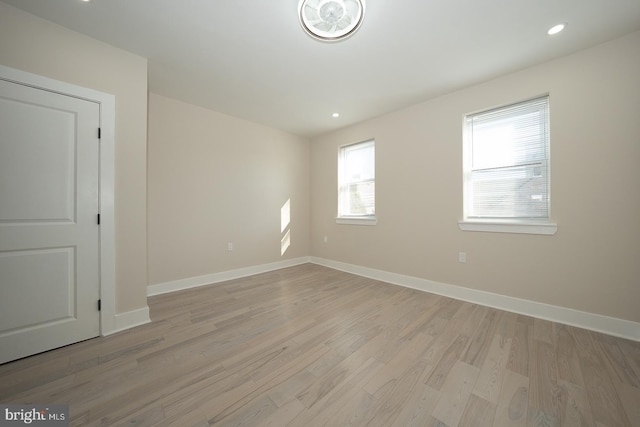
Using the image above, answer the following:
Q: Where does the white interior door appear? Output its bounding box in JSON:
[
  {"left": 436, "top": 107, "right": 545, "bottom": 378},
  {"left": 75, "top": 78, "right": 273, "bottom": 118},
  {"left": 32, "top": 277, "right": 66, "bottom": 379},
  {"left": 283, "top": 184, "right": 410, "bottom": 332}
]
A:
[{"left": 0, "top": 78, "right": 100, "bottom": 364}]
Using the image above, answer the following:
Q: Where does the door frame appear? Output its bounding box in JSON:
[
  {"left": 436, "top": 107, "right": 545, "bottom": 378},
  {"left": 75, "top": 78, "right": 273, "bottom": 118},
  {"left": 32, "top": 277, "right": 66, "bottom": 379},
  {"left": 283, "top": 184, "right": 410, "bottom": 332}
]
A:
[{"left": 0, "top": 64, "right": 117, "bottom": 335}]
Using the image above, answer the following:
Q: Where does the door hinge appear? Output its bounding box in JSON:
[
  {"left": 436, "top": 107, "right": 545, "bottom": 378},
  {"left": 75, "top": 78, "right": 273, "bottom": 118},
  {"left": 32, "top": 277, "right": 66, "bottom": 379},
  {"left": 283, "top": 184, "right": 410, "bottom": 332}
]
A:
[
  {"left": 97, "top": 213, "right": 101, "bottom": 225},
  {"left": 98, "top": 299, "right": 102, "bottom": 311},
  {"left": 98, "top": 127, "right": 101, "bottom": 139}
]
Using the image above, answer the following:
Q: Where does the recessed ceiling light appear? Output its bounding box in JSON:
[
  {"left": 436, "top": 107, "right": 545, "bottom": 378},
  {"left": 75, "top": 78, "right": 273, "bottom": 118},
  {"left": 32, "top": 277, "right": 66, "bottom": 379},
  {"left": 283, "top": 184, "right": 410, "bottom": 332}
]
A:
[
  {"left": 547, "top": 23, "right": 567, "bottom": 35},
  {"left": 332, "top": 113, "right": 340, "bottom": 118}
]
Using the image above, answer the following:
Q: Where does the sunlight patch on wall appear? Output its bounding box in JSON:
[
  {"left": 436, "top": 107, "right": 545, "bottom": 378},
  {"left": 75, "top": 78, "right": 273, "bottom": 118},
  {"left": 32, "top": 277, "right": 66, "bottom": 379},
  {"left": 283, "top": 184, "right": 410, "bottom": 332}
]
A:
[
  {"left": 281, "top": 199, "right": 291, "bottom": 233},
  {"left": 281, "top": 229, "right": 291, "bottom": 256},
  {"left": 281, "top": 198, "right": 291, "bottom": 256}
]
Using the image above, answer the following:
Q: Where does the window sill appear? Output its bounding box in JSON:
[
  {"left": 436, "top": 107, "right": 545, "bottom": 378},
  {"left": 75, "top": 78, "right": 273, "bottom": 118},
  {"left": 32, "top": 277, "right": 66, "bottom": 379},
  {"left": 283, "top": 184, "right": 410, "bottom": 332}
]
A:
[
  {"left": 458, "top": 220, "right": 557, "bottom": 235},
  {"left": 336, "top": 216, "right": 377, "bottom": 226}
]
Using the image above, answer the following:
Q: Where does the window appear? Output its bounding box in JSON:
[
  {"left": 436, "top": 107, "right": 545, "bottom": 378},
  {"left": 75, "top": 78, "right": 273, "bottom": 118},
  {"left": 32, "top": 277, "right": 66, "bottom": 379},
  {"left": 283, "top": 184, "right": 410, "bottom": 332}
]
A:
[
  {"left": 337, "top": 140, "right": 376, "bottom": 225},
  {"left": 461, "top": 96, "right": 557, "bottom": 234}
]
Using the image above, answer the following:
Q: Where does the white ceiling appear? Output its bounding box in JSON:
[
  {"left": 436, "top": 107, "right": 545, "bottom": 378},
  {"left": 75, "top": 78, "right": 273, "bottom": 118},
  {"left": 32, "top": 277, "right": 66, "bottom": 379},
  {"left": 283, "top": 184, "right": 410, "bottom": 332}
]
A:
[{"left": 3, "top": 0, "right": 640, "bottom": 138}]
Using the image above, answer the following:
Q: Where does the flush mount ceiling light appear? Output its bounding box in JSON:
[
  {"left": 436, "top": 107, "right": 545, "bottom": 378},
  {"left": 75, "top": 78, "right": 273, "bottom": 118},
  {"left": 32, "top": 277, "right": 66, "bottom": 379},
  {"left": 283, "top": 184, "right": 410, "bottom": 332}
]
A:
[
  {"left": 547, "top": 23, "right": 567, "bottom": 35},
  {"left": 298, "top": 0, "right": 366, "bottom": 42}
]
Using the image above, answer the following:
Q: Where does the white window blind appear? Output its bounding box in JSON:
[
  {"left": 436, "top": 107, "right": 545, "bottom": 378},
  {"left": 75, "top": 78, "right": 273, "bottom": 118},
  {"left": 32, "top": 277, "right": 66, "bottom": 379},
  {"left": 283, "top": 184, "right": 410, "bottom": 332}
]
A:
[
  {"left": 338, "top": 140, "right": 375, "bottom": 218},
  {"left": 464, "top": 96, "right": 550, "bottom": 221}
]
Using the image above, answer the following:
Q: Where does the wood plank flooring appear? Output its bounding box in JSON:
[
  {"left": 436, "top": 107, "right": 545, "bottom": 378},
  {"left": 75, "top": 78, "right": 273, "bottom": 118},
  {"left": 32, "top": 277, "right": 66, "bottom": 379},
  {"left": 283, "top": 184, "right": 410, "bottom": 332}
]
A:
[{"left": 1, "top": 263, "right": 639, "bottom": 426}]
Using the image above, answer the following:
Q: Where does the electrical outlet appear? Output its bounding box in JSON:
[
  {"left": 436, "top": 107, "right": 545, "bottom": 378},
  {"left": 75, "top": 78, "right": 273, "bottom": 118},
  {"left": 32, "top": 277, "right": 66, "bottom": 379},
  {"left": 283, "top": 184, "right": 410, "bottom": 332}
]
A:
[
  {"left": 458, "top": 252, "right": 467, "bottom": 263},
  {"left": 227, "top": 242, "right": 233, "bottom": 252},
  {"left": 323, "top": 235, "right": 328, "bottom": 243}
]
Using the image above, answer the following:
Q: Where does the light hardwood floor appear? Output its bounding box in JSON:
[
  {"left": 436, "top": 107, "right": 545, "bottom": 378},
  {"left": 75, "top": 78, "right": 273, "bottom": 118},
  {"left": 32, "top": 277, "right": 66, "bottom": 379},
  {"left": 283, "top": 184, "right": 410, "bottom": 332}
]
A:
[{"left": 1, "top": 264, "right": 639, "bottom": 426}]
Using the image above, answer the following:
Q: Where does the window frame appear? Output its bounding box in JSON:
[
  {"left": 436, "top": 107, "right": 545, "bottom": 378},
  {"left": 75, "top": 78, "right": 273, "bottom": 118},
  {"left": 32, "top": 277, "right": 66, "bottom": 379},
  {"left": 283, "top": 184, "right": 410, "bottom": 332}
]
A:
[
  {"left": 337, "top": 139, "right": 377, "bottom": 225},
  {"left": 459, "top": 96, "right": 557, "bottom": 235}
]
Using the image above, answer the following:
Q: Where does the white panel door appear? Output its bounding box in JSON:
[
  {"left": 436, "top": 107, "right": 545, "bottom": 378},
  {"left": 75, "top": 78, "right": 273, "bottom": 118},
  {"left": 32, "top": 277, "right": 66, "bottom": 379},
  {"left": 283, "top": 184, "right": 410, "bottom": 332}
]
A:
[{"left": 0, "top": 78, "right": 100, "bottom": 364}]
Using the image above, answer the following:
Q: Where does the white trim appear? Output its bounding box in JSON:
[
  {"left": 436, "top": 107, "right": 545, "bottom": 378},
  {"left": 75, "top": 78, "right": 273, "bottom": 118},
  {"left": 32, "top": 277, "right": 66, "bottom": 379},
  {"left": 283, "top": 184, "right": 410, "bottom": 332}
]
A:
[
  {"left": 0, "top": 65, "right": 118, "bottom": 336},
  {"left": 459, "top": 221, "right": 557, "bottom": 235},
  {"left": 309, "top": 257, "right": 640, "bottom": 342},
  {"left": 336, "top": 216, "right": 377, "bottom": 226},
  {"left": 107, "top": 306, "right": 151, "bottom": 335},
  {"left": 97, "top": 91, "right": 117, "bottom": 335},
  {"left": 147, "top": 257, "right": 311, "bottom": 296}
]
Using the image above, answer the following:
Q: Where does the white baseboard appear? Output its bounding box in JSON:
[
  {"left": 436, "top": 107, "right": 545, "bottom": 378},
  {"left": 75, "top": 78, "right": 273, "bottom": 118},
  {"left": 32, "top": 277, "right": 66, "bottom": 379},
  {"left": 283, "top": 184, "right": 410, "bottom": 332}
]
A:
[
  {"left": 309, "top": 257, "right": 640, "bottom": 342},
  {"left": 143, "top": 255, "right": 639, "bottom": 341},
  {"left": 105, "top": 306, "right": 151, "bottom": 335},
  {"left": 147, "top": 257, "right": 311, "bottom": 297}
]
